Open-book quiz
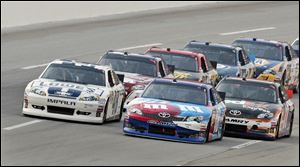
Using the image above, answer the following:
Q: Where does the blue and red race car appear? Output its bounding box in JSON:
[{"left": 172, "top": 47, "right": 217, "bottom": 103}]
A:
[{"left": 123, "top": 78, "right": 226, "bottom": 143}]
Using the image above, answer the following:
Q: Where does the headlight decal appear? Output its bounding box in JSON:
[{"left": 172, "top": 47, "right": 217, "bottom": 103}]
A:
[
  {"left": 30, "top": 87, "right": 46, "bottom": 96},
  {"left": 257, "top": 112, "right": 274, "bottom": 119},
  {"left": 184, "top": 116, "right": 204, "bottom": 123},
  {"left": 128, "top": 107, "right": 143, "bottom": 115},
  {"left": 132, "top": 85, "right": 145, "bottom": 91},
  {"left": 79, "top": 95, "right": 101, "bottom": 101}
]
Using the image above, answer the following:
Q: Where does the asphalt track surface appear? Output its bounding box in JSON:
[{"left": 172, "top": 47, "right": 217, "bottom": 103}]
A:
[{"left": 1, "top": 1, "right": 299, "bottom": 166}]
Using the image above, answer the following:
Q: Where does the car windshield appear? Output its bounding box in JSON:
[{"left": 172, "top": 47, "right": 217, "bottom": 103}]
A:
[
  {"left": 146, "top": 51, "right": 198, "bottom": 72},
  {"left": 142, "top": 82, "right": 207, "bottom": 105},
  {"left": 233, "top": 40, "right": 283, "bottom": 61},
  {"left": 184, "top": 44, "right": 237, "bottom": 66},
  {"left": 41, "top": 63, "right": 106, "bottom": 86},
  {"left": 99, "top": 56, "right": 157, "bottom": 77},
  {"left": 216, "top": 80, "right": 277, "bottom": 103}
]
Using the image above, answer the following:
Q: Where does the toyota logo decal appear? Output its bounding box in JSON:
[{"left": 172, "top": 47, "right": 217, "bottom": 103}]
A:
[
  {"left": 229, "top": 110, "right": 242, "bottom": 116},
  {"left": 158, "top": 112, "right": 171, "bottom": 118}
]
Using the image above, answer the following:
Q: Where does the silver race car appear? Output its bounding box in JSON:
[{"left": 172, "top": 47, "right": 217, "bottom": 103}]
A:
[{"left": 23, "top": 59, "right": 126, "bottom": 124}]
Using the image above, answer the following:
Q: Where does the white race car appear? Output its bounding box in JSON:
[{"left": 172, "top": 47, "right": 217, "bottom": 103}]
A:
[{"left": 23, "top": 59, "right": 126, "bottom": 124}]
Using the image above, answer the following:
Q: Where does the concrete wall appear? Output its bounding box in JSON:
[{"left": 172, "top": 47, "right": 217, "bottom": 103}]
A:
[{"left": 1, "top": 1, "right": 216, "bottom": 28}]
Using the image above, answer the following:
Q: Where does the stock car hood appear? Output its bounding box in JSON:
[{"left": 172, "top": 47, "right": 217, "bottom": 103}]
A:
[
  {"left": 29, "top": 79, "right": 107, "bottom": 100},
  {"left": 128, "top": 97, "right": 212, "bottom": 119},
  {"left": 116, "top": 72, "right": 154, "bottom": 93},
  {"left": 117, "top": 72, "right": 154, "bottom": 84},
  {"left": 224, "top": 99, "right": 281, "bottom": 119},
  {"left": 216, "top": 64, "right": 238, "bottom": 77},
  {"left": 174, "top": 70, "right": 200, "bottom": 81},
  {"left": 254, "top": 58, "right": 283, "bottom": 76}
]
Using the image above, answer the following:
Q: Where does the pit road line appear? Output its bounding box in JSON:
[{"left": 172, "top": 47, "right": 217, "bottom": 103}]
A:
[
  {"left": 3, "top": 119, "right": 44, "bottom": 131},
  {"left": 219, "top": 27, "right": 276, "bottom": 36}
]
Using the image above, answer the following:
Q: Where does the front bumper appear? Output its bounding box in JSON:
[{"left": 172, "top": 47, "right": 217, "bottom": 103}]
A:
[
  {"left": 123, "top": 117, "right": 207, "bottom": 144},
  {"left": 224, "top": 117, "right": 276, "bottom": 140},
  {"left": 22, "top": 94, "right": 105, "bottom": 123}
]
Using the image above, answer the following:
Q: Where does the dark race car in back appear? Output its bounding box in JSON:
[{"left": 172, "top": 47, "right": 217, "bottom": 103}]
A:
[
  {"left": 184, "top": 41, "right": 256, "bottom": 80},
  {"left": 216, "top": 77, "right": 295, "bottom": 140},
  {"left": 97, "top": 51, "right": 174, "bottom": 95},
  {"left": 145, "top": 47, "right": 219, "bottom": 86}
]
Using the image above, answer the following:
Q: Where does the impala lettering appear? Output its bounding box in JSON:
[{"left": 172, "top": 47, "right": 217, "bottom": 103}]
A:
[{"left": 47, "top": 99, "right": 76, "bottom": 106}]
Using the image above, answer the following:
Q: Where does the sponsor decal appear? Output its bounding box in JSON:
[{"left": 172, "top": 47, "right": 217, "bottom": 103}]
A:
[
  {"left": 48, "top": 87, "right": 81, "bottom": 98},
  {"left": 225, "top": 100, "right": 246, "bottom": 105},
  {"left": 243, "top": 102, "right": 271, "bottom": 113},
  {"left": 255, "top": 58, "right": 269, "bottom": 67},
  {"left": 47, "top": 99, "right": 76, "bottom": 106},
  {"left": 158, "top": 112, "right": 171, "bottom": 118},
  {"left": 178, "top": 105, "right": 204, "bottom": 113},
  {"left": 217, "top": 64, "right": 227, "bottom": 69},
  {"left": 40, "top": 82, "right": 85, "bottom": 90},
  {"left": 56, "top": 87, "right": 71, "bottom": 96},
  {"left": 147, "top": 120, "right": 176, "bottom": 127},
  {"left": 226, "top": 118, "right": 249, "bottom": 124},
  {"left": 85, "top": 87, "right": 95, "bottom": 93},
  {"left": 143, "top": 103, "right": 168, "bottom": 110},
  {"left": 229, "top": 110, "right": 242, "bottom": 116},
  {"left": 174, "top": 72, "right": 192, "bottom": 79}
]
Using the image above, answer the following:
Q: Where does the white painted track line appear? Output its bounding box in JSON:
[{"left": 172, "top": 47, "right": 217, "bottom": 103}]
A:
[
  {"left": 21, "top": 63, "right": 49, "bottom": 70},
  {"left": 231, "top": 140, "right": 262, "bottom": 149},
  {"left": 3, "top": 120, "right": 43, "bottom": 130},
  {"left": 116, "top": 43, "right": 163, "bottom": 51},
  {"left": 220, "top": 27, "right": 276, "bottom": 36},
  {"left": 21, "top": 43, "right": 163, "bottom": 70}
]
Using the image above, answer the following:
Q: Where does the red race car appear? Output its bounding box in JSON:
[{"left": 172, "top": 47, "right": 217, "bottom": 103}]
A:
[
  {"left": 98, "top": 51, "right": 174, "bottom": 95},
  {"left": 145, "top": 47, "right": 219, "bottom": 86}
]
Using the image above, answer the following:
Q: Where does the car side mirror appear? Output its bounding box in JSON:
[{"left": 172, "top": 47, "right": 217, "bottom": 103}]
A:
[
  {"left": 287, "top": 89, "right": 293, "bottom": 99},
  {"left": 167, "top": 64, "right": 175, "bottom": 74},
  {"left": 218, "top": 91, "right": 226, "bottom": 101},
  {"left": 210, "top": 61, "right": 218, "bottom": 69},
  {"left": 117, "top": 74, "right": 125, "bottom": 83}
]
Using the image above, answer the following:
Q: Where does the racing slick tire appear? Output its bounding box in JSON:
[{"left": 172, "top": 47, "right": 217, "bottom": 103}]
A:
[
  {"left": 116, "top": 98, "right": 125, "bottom": 122},
  {"left": 281, "top": 71, "right": 286, "bottom": 87},
  {"left": 293, "top": 82, "right": 299, "bottom": 93},
  {"left": 275, "top": 115, "right": 282, "bottom": 139},
  {"left": 205, "top": 118, "right": 212, "bottom": 143},
  {"left": 219, "top": 117, "right": 226, "bottom": 141},
  {"left": 102, "top": 98, "right": 110, "bottom": 124},
  {"left": 287, "top": 113, "right": 294, "bottom": 137}
]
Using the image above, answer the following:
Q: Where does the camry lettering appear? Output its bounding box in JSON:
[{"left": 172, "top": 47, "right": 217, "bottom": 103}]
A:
[
  {"left": 47, "top": 99, "right": 76, "bottom": 106},
  {"left": 226, "top": 118, "right": 249, "bottom": 124}
]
